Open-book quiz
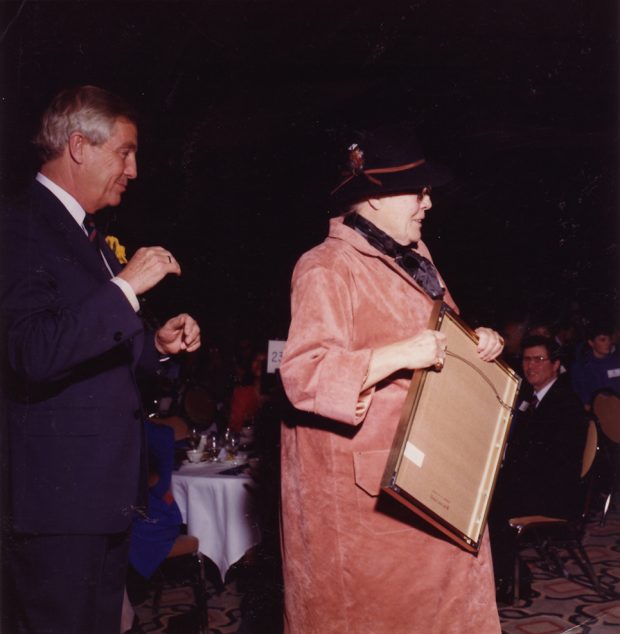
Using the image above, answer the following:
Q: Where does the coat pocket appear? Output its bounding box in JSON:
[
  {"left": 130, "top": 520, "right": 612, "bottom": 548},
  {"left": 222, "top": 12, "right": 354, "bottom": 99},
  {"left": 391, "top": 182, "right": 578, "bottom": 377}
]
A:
[
  {"left": 352, "top": 449, "right": 390, "bottom": 497},
  {"left": 353, "top": 449, "right": 413, "bottom": 535}
]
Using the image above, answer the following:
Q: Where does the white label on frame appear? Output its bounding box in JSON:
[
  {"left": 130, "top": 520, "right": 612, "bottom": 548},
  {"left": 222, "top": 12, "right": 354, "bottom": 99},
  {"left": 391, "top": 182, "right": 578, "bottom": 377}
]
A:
[
  {"left": 404, "top": 441, "right": 425, "bottom": 468},
  {"left": 607, "top": 368, "right": 620, "bottom": 378},
  {"left": 267, "top": 340, "right": 286, "bottom": 374}
]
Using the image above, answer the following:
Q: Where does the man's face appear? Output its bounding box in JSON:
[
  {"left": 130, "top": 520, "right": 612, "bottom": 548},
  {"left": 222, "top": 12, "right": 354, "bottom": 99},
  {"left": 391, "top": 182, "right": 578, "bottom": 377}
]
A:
[
  {"left": 80, "top": 118, "right": 138, "bottom": 212},
  {"left": 589, "top": 334, "right": 612, "bottom": 359},
  {"left": 522, "top": 344, "right": 560, "bottom": 391}
]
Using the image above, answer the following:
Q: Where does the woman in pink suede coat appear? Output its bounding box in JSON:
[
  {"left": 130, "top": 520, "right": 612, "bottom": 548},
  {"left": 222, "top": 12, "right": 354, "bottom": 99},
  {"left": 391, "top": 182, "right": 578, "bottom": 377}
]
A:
[{"left": 280, "top": 127, "right": 505, "bottom": 633}]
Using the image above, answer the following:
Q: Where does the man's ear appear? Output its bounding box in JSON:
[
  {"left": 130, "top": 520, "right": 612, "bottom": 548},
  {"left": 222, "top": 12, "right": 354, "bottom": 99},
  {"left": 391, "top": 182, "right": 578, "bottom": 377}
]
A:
[{"left": 68, "top": 132, "right": 86, "bottom": 164}]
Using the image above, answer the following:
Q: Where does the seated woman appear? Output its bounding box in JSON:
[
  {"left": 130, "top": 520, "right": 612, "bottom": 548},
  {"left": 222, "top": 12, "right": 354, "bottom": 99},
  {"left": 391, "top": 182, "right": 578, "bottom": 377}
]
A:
[
  {"left": 129, "top": 421, "right": 183, "bottom": 580},
  {"left": 228, "top": 351, "right": 267, "bottom": 433}
]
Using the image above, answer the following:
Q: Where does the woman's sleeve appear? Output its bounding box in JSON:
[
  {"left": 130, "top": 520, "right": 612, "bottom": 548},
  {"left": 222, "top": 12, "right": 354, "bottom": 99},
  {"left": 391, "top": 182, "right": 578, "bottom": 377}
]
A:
[{"left": 280, "top": 262, "right": 374, "bottom": 426}]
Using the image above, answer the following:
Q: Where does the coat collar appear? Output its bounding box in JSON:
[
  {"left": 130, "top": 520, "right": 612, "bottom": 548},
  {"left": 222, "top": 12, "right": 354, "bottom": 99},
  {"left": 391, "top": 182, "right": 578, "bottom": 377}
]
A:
[{"left": 327, "top": 215, "right": 445, "bottom": 301}]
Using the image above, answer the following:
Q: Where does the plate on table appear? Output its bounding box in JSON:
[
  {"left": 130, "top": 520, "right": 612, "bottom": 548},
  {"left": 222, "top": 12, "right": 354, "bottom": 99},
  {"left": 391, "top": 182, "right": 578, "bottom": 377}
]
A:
[{"left": 217, "top": 463, "right": 250, "bottom": 476}]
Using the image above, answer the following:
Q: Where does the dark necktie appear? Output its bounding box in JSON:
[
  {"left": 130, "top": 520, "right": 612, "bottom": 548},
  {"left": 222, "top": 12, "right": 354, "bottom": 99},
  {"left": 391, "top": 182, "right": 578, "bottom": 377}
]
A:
[
  {"left": 530, "top": 395, "right": 539, "bottom": 410},
  {"left": 83, "top": 214, "right": 113, "bottom": 278},
  {"left": 83, "top": 214, "right": 99, "bottom": 248}
]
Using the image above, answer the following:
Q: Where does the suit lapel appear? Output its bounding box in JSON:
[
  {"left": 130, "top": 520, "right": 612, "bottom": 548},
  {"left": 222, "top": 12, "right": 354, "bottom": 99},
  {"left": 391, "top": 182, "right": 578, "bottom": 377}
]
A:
[
  {"left": 32, "top": 182, "right": 114, "bottom": 283},
  {"left": 98, "top": 235, "right": 123, "bottom": 276},
  {"left": 535, "top": 379, "right": 560, "bottom": 414}
]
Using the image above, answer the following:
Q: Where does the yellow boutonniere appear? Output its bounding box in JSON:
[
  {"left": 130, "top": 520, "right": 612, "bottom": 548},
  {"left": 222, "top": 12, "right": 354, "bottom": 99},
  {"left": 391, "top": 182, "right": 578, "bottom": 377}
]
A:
[{"left": 105, "top": 235, "right": 128, "bottom": 264}]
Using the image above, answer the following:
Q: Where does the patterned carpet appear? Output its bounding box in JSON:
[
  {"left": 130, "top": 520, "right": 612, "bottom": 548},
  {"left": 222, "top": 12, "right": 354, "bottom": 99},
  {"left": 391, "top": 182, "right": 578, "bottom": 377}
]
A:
[
  {"left": 498, "top": 504, "right": 620, "bottom": 634},
  {"left": 134, "top": 581, "right": 244, "bottom": 634},
  {"left": 134, "top": 507, "right": 620, "bottom": 634},
  {"left": 133, "top": 546, "right": 282, "bottom": 634}
]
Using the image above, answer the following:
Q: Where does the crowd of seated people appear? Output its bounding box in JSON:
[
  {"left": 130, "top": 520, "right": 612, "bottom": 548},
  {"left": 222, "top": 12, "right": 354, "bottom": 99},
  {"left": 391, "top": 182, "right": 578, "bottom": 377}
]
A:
[
  {"left": 125, "top": 313, "right": 619, "bottom": 621},
  {"left": 498, "top": 313, "right": 582, "bottom": 377},
  {"left": 491, "top": 310, "right": 619, "bottom": 603},
  {"left": 123, "top": 335, "right": 279, "bottom": 631}
]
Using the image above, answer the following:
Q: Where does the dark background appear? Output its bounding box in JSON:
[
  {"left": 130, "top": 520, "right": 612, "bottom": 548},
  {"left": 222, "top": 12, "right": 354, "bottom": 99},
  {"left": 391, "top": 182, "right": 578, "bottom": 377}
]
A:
[{"left": 1, "top": 0, "right": 618, "bottom": 346}]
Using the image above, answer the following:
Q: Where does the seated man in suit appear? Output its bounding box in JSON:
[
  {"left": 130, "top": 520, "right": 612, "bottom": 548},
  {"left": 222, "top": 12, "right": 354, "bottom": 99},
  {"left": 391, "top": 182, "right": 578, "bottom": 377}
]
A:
[
  {"left": 1, "top": 86, "right": 201, "bottom": 633},
  {"left": 489, "top": 335, "right": 588, "bottom": 601}
]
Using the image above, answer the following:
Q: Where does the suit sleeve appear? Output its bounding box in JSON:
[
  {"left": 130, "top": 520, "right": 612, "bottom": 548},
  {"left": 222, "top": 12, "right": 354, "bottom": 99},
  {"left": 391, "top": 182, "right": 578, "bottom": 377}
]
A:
[{"left": 2, "top": 212, "right": 150, "bottom": 383}]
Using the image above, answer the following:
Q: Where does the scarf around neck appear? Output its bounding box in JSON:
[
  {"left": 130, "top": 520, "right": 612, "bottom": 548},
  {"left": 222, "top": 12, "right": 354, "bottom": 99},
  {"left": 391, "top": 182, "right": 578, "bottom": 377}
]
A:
[{"left": 343, "top": 212, "right": 445, "bottom": 300}]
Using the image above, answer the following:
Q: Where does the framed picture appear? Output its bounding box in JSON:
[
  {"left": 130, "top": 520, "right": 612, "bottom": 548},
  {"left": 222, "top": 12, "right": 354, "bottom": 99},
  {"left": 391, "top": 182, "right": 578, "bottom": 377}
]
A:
[{"left": 381, "top": 302, "right": 521, "bottom": 553}]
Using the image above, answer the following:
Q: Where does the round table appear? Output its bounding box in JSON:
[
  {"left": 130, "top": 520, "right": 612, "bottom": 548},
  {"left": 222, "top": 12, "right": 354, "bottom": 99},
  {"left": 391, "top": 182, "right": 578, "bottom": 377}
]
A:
[{"left": 171, "top": 458, "right": 261, "bottom": 579}]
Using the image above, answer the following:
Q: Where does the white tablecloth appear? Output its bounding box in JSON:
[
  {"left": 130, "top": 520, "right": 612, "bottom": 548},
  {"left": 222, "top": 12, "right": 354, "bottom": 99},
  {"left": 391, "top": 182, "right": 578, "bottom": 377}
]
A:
[{"left": 171, "top": 459, "right": 261, "bottom": 578}]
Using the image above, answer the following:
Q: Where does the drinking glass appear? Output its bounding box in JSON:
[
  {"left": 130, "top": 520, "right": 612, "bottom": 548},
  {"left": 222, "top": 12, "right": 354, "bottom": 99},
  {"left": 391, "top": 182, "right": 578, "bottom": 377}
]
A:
[
  {"left": 204, "top": 431, "right": 219, "bottom": 462},
  {"left": 187, "top": 427, "right": 200, "bottom": 450},
  {"left": 224, "top": 428, "right": 241, "bottom": 464}
]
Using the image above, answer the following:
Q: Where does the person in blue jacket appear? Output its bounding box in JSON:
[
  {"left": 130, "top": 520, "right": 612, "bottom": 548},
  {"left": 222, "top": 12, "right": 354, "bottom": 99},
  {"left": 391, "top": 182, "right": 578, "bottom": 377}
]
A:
[
  {"left": 571, "top": 323, "right": 620, "bottom": 409},
  {"left": 129, "top": 422, "right": 183, "bottom": 579}
]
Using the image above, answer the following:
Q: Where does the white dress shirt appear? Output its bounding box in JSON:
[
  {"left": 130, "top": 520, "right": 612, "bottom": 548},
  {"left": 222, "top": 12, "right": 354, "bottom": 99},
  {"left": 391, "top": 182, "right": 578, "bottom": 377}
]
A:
[
  {"left": 533, "top": 376, "right": 558, "bottom": 404},
  {"left": 35, "top": 172, "right": 139, "bottom": 311}
]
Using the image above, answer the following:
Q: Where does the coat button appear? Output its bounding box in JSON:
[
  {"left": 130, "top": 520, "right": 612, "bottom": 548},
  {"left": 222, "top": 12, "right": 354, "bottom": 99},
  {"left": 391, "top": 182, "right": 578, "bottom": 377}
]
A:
[{"left": 114, "top": 331, "right": 123, "bottom": 342}]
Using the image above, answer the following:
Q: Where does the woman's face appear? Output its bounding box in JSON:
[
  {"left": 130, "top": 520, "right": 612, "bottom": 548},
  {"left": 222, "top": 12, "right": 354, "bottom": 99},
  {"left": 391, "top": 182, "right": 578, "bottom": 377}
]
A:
[
  {"left": 362, "top": 191, "right": 432, "bottom": 245},
  {"left": 589, "top": 334, "right": 612, "bottom": 358}
]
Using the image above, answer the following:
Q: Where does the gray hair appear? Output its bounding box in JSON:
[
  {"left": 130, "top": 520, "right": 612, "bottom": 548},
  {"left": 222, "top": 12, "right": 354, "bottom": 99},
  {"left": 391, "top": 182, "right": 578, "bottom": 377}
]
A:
[{"left": 34, "top": 85, "right": 138, "bottom": 161}]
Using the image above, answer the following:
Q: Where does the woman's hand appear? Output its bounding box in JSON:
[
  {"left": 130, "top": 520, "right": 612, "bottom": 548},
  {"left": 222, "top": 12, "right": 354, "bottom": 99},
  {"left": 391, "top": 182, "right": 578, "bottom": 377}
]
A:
[
  {"left": 474, "top": 327, "right": 504, "bottom": 362},
  {"left": 361, "top": 329, "right": 447, "bottom": 390},
  {"left": 397, "top": 329, "right": 448, "bottom": 370}
]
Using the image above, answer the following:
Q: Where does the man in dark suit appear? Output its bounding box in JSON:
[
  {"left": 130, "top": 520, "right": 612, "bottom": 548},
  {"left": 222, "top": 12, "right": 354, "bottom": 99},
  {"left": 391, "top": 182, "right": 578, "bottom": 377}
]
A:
[
  {"left": 0, "top": 86, "right": 201, "bottom": 633},
  {"left": 489, "top": 335, "right": 588, "bottom": 600}
]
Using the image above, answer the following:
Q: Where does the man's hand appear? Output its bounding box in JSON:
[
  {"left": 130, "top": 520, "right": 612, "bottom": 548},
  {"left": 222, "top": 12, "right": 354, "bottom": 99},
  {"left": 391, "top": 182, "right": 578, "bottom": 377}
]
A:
[
  {"left": 475, "top": 327, "right": 505, "bottom": 362},
  {"left": 155, "top": 314, "right": 201, "bottom": 355},
  {"left": 116, "top": 247, "right": 181, "bottom": 295}
]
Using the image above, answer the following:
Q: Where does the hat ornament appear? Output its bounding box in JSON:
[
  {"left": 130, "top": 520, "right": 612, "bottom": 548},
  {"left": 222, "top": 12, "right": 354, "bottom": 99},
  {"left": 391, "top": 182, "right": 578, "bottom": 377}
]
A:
[{"left": 331, "top": 141, "right": 427, "bottom": 195}]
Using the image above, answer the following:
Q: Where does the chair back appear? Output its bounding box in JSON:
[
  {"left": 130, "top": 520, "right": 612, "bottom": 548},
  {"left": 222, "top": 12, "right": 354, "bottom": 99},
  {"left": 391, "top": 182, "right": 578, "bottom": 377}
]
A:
[
  {"left": 167, "top": 534, "right": 199, "bottom": 558},
  {"left": 581, "top": 419, "right": 598, "bottom": 478},
  {"left": 183, "top": 385, "right": 217, "bottom": 425},
  {"left": 592, "top": 390, "right": 620, "bottom": 443}
]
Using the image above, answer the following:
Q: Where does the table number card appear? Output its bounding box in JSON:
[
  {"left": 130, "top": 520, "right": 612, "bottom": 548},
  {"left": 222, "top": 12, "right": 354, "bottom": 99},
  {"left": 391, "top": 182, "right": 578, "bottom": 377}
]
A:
[{"left": 267, "top": 339, "right": 286, "bottom": 374}]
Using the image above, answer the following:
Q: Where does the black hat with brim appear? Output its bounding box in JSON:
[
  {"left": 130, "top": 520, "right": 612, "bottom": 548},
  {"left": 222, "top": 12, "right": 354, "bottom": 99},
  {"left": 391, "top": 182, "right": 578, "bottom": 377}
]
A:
[{"left": 330, "top": 125, "right": 452, "bottom": 205}]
